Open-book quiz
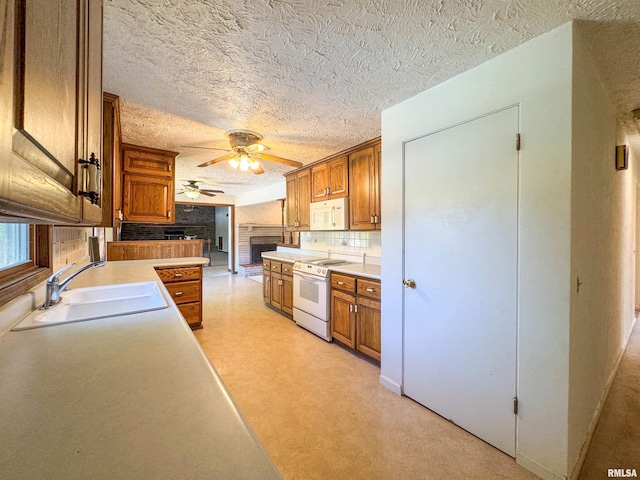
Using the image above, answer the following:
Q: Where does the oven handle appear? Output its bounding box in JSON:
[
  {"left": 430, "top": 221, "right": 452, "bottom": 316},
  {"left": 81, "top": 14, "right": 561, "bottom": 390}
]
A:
[{"left": 293, "top": 271, "right": 328, "bottom": 283}]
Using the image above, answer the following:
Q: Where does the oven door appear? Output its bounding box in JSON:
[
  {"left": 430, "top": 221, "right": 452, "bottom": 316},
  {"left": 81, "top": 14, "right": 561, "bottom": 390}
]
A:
[{"left": 292, "top": 271, "right": 329, "bottom": 321}]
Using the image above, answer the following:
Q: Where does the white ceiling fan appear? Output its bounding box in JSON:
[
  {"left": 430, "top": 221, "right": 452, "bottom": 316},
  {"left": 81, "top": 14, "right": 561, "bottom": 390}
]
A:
[
  {"left": 176, "top": 180, "right": 225, "bottom": 200},
  {"left": 186, "top": 130, "right": 303, "bottom": 174}
]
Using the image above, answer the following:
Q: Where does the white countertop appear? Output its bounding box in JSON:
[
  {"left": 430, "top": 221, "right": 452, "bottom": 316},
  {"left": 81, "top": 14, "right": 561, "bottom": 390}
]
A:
[
  {"left": 328, "top": 263, "right": 381, "bottom": 280},
  {"left": 0, "top": 258, "right": 281, "bottom": 480}
]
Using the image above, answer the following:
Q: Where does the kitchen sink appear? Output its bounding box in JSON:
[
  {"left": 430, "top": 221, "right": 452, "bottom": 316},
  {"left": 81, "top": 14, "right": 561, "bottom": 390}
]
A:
[{"left": 12, "top": 282, "right": 169, "bottom": 331}]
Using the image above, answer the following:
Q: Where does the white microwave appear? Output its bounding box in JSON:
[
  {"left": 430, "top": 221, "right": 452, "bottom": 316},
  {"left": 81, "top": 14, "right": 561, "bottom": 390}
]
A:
[{"left": 309, "top": 197, "right": 349, "bottom": 231}]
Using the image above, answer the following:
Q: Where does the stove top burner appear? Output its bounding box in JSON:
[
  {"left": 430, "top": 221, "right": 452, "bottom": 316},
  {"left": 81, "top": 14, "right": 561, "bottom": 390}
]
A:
[{"left": 293, "top": 258, "right": 352, "bottom": 278}]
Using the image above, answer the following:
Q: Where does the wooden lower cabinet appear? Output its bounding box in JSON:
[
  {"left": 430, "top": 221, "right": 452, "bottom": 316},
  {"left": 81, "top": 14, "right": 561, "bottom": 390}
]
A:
[
  {"left": 155, "top": 265, "right": 203, "bottom": 330},
  {"left": 107, "top": 240, "right": 203, "bottom": 261},
  {"left": 263, "top": 258, "right": 293, "bottom": 317},
  {"left": 331, "top": 289, "right": 356, "bottom": 348},
  {"left": 330, "top": 272, "right": 381, "bottom": 361}
]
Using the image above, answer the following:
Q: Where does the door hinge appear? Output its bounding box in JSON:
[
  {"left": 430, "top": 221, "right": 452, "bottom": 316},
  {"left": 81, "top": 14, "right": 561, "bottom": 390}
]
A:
[
  {"left": 516, "top": 133, "right": 521, "bottom": 151},
  {"left": 513, "top": 396, "right": 519, "bottom": 415}
]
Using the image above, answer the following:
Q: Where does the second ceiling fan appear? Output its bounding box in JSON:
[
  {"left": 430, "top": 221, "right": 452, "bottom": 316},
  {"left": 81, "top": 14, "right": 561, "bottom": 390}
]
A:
[{"left": 193, "top": 130, "right": 303, "bottom": 174}]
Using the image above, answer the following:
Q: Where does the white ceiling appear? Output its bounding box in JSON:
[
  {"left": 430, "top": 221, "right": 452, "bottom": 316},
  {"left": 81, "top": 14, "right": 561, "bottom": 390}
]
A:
[{"left": 103, "top": 0, "right": 640, "bottom": 197}]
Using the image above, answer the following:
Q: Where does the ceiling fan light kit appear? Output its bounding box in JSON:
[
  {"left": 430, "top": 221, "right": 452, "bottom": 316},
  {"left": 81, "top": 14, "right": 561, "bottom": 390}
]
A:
[
  {"left": 177, "top": 180, "right": 225, "bottom": 198},
  {"left": 195, "top": 130, "right": 303, "bottom": 174}
]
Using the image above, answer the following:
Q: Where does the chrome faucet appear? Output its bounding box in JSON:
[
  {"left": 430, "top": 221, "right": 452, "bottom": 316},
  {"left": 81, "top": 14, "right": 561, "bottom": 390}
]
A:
[{"left": 41, "top": 261, "right": 107, "bottom": 309}]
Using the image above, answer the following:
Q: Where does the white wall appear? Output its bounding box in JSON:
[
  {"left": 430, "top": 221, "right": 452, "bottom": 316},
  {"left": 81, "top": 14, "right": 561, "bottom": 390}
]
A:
[
  {"left": 214, "top": 206, "right": 230, "bottom": 252},
  {"left": 567, "top": 27, "right": 637, "bottom": 476},
  {"left": 382, "top": 23, "right": 574, "bottom": 479}
]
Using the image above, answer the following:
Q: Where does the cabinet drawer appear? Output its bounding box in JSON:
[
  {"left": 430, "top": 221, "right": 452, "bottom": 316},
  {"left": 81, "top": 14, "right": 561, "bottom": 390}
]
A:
[
  {"left": 331, "top": 273, "right": 356, "bottom": 293},
  {"left": 281, "top": 262, "right": 293, "bottom": 275},
  {"left": 270, "top": 261, "right": 282, "bottom": 273},
  {"left": 263, "top": 259, "right": 271, "bottom": 269},
  {"left": 177, "top": 302, "right": 201, "bottom": 326},
  {"left": 357, "top": 278, "right": 381, "bottom": 300},
  {"left": 165, "top": 281, "right": 200, "bottom": 304},
  {"left": 155, "top": 266, "right": 201, "bottom": 283}
]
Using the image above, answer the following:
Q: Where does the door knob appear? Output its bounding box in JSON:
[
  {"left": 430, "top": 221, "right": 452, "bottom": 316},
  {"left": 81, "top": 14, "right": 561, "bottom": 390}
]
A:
[{"left": 403, "top": 279, "right": 416, "bottom": 289}]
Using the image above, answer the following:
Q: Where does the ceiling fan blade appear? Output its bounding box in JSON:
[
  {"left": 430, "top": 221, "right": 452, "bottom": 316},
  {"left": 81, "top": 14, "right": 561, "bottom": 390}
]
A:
[
  {"left": 197, "top": 153, "right": 236, "bottom": 168},
  {"left": 253, "top": 153, "right": 303, "bottom": 168},
  {"left": 199, "top": 191, "right": 218, "bottom": 197},
  {"left": 245, "top": 143, "right": 270, "bottom": 153},
  {"left": 182, "top": 145, "right": 232, "bottom": 152},
  {"left": 251, "top": 164, "right": 265, "bottom": 175},
  {"left": 201, "top": 189, "right": 225, "bottom": 194}
]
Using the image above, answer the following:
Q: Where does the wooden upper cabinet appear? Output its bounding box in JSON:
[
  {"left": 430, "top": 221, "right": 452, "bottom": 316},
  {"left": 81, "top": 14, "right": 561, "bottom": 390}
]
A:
[
  {"left": 297, "top": 169, "right": 311, "bottom": 229},
  {"left": 285, "top": 168, "right": 311, "bottom": 230},
  {"left": 0, "top": 0, "right": 104, "bottom": 224},
  {"left": 311, "top": 156, "right": 348, "bottom": 202},
  {"left": 349, "top": 143, "right": 381, "bottom": 230},
  {"left": 103, "top": 93, "right": 122, "bottom": 228},
  {"left": 122, "top": 144, "right": 174, "bottom": 178},
  {"left": 120, "top": 144, "right": 177, "bottom": 224}
]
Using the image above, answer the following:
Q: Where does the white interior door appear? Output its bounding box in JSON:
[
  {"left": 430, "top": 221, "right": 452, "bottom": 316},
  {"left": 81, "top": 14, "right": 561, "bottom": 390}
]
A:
[{"left": 403, "top": 107, "right": 518, "bottom": 456}]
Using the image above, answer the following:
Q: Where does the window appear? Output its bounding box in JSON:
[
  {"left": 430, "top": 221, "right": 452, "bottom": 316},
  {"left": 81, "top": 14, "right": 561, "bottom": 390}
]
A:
[
  {"left": 0, "top": 223, "right": 33, "bottom": 274},
  {"left": 0, "top": 224, "right": 51, "bottom": 306}
]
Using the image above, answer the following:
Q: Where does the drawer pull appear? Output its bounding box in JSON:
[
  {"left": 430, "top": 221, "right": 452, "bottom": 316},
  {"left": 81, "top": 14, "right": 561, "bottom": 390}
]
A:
[
  {"left": 337, "top": 281, "right": 345, "bottom": 285},
  {"left": 174, "top": 291, "right": 183, "bottom": 296},
  {"left": 173, "top": 273, "right": 183, "bottom": 277},
  {"left": 365, "top": 287, "right": 375, "bottom": 293}
]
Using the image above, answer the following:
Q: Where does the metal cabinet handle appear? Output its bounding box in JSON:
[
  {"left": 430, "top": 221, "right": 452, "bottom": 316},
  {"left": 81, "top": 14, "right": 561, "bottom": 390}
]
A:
[
  {"left": 365, "top": 287, "right": 375, "bottom": 293},
  {"left": 174, "top": 291, "right": 183, "bottom": 296},
  {"left": 349, "top": 304, "right": 352, "bottom": 312},
  {"left": 173, "top": 273, "right": 183, "bottom": 277},
  {"left": 403, "top": 279, "right": 416, "bottom": 289},
  {"left": 370, "top": 215, "right": 374, "bottom": 224},
  {"left": 337, "top": 281, "right": 345, "bottom": 285}
]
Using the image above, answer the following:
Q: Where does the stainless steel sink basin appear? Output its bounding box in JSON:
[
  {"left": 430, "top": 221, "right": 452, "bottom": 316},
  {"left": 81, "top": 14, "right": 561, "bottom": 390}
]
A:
[{"left": 13, "top": 282, "right": 169, "bottom": 331}]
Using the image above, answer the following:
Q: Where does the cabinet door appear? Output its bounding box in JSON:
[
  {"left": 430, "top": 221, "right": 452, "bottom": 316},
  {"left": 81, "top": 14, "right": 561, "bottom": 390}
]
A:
[
  {"left": 349, "top": 146, "right": 377, "bottom": 230},
  {"left": 297, "top": 169, "right": 311, "bottom": 230},
  {"left": 331, "top": 289, "right": 356, "bottom": 348},
  {"left": 0, "top": 0, "right": 84, "bottom": 222},
  {"left": 122, "top": 145, "right": 174, "bottom": 177},
  {"left": 122, "top": 174, "right": 173, "bottom": 223},
  {"left": 373, "top": 142, "right": 381, "bottom": 228},
  {"left": 311, "top": 163, "right": 329, "bottom": 202},
  {"left": 328, "top": 156, "right": 348, "bottom": 199},
  {"left": 356, "top": 296, "right": 381, "bottom": 361},
  {"left": 285, "top": 175, "right": 298, "bottom": 230},
  {"left": 81, "top": 0, "right": 104, "bottom": 223},
  {"left": 271, "top": 272, "right": 283, "bottom": 309},
  {"left": 281, "top": 274, "right": 293, "bottom": 315},
  {"left": 263, "top": 272, "right": 271, "bottom": 303}
]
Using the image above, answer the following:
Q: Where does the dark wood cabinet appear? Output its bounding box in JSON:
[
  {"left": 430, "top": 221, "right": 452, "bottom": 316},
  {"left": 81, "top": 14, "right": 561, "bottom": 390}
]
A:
[
  {"left": 349, "top": 143, "right": 381, "bottom": 230},
  {"left": 311, "top": 156, "right": 348, "bottom": 202},
  {"left": 330, "top": 272, "right": 381, "bottom": 361},
  {"left": 285, "top": 169, "right": 311, "bottom": 231},
  {"left": 121, "top": 144, "right": 177, "bottom": 223},
  {"left": 155, "top": 265, "right": 203, "bottom": 330},
  {"left": 0, "top": 0, "right": 104, "bottom": 224}
]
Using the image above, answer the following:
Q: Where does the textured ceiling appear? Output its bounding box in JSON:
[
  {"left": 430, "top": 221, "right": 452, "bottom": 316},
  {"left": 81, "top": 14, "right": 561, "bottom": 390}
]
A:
[{"left": 103, "top": 0, "right": 640, "bottom": 197}]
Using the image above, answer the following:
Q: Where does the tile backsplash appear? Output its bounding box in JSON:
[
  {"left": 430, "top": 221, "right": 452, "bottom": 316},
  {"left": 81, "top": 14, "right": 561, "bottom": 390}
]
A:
[
  {"left": 52, "top": 227, "right": 92, "bottom": 271},
  {"left": 300, "top": 231, "right": 381, "bottom": 257}
]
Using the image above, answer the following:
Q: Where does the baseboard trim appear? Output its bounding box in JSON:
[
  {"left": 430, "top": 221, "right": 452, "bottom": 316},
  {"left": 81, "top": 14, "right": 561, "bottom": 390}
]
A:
[
  {"left": 568, "top": 315, "right": 637, "bottom": 480},
  {"left": 517, "top": 453, "right": 567, "bottom": 480},
  {"left": 379, "top": 375, "right": 402, "bottom": 394}
]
